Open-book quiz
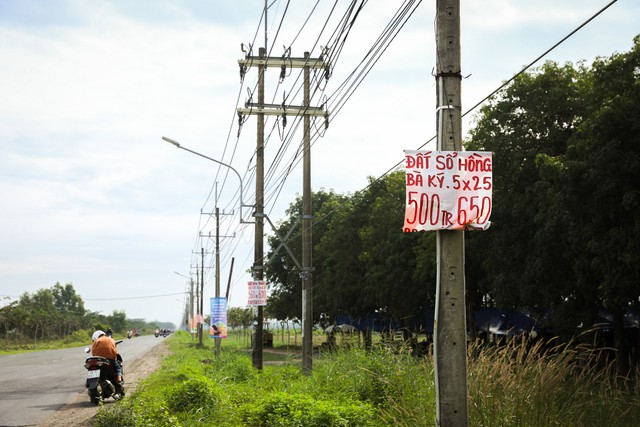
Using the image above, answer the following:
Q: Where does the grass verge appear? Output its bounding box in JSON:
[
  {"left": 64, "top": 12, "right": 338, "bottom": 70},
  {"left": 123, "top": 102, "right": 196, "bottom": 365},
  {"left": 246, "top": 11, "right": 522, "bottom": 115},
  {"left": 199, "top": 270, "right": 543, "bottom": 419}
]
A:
[{"left": 95, "top": 331, "right": 639, "bottom": 427}]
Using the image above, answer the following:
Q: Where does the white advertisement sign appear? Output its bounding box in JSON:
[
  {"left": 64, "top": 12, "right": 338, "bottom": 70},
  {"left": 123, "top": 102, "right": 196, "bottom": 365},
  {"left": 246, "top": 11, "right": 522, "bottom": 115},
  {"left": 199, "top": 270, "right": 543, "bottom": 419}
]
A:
[
  {"left": 403, "top": 150, "right": 493, "bottom": 231},
  {"left": 247, "top": 281, "right": 267, "bottom": 306}
]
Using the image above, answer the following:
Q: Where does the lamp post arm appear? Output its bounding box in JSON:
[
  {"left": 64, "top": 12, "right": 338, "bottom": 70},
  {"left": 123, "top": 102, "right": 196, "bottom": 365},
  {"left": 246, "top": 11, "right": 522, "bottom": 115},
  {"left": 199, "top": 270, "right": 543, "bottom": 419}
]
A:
[
  {"left": 163, "top": 136, "right": 247, "bottom": 218},
  {"left": 173, "top": 271, "right": 191, "bottom": 280}
]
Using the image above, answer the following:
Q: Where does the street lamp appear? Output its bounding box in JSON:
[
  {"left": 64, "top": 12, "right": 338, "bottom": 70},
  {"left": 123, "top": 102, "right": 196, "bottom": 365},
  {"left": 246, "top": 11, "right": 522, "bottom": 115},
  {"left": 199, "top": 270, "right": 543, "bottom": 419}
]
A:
[
  {"left": 164, "top": 136, "right": 253, "bottom": 350},
  {"left": 173, "top": 271, "right": 190, "bottom": 279},
  {"left": 162, "top": 136, "right": 251, "bottom": 222}
]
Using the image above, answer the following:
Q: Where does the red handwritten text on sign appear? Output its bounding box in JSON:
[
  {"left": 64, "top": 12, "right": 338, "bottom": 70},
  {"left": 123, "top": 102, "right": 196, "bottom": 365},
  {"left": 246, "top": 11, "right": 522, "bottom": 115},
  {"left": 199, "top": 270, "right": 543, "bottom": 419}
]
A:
[
  {"left": 403, "top": 150, "right": 493, "bottom": 231},
  {"left": 247, "top": 281, "right": 267, "bottom": 306}
]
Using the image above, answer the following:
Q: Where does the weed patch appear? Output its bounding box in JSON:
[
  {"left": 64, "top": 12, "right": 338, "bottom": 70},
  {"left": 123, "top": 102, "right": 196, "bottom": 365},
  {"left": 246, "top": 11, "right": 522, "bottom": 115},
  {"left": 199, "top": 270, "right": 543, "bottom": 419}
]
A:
[
  {"left": 95, "top": 331, "right": 639, "bottom": 427},
  {"left": 239, "top": 392, "right": 377, "bottom": 427}
]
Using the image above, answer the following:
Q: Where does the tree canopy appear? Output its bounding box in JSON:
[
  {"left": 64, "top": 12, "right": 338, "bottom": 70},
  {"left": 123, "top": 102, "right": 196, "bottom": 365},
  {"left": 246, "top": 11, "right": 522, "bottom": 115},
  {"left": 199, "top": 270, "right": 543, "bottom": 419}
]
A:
[
  {"left": 0, "top": 282, "right": 175, "bottom": 344},
  {"left": 263, "top": 37, "right": 640, "bottom": 366}
]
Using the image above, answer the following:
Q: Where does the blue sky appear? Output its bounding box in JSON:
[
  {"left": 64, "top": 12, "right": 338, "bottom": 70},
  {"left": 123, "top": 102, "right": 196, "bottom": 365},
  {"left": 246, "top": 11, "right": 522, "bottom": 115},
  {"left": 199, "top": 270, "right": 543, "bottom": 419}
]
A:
[{"left": 1, "top": 0, "right": 638, "bottom": 326}]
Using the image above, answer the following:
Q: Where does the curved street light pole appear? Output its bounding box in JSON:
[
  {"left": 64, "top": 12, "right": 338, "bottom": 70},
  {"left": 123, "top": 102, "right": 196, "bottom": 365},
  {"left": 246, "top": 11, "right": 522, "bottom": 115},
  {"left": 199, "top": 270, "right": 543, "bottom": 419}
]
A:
[
  {"left": 162, "top": 136, "right": 249, "bottom": 222},
  {"left": 164, "top": 137, "right": 253, "bottom": 348}
]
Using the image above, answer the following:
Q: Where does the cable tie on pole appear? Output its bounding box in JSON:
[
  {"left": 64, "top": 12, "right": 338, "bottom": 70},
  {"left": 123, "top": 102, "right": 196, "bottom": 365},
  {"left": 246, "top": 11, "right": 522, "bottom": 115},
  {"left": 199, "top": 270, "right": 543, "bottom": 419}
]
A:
[
  {"left": 435, "top": 71, "right": 463, "bottom": 80},
  {"left": 436, "top": 104, "right": 461, "bottom": 112}
]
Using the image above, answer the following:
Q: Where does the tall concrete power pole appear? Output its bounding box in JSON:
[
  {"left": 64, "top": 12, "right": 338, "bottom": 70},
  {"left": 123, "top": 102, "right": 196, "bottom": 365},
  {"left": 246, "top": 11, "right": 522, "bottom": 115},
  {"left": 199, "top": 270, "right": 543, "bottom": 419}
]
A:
[
  {"left": 301, "top": 51, "right": 313, "bottom": 374},
  {"left": 253, "top": 47, "right": 266, "bottom": 370},
  {"left": 215, "top": 207, "right": 221, "bottom": 357},
  {"left": 434, "top": 0, "right": 468, "bottom": 426},
  {"left": 237, "top": 49, "right": 328, "bottom": 373}
]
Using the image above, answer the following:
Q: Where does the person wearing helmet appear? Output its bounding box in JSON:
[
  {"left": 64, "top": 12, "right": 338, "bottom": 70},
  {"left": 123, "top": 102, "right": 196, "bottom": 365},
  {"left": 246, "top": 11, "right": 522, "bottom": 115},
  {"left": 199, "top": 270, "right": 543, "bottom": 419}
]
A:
[{"left": 91, "top": 330, "right": 124, "bottom": 393}]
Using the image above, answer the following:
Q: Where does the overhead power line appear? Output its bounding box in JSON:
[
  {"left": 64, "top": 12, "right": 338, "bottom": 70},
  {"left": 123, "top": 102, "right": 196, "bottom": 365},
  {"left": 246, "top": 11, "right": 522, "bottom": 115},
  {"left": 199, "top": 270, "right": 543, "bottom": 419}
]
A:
[
  {"left": 85, "top": 292, "right": 188, "bottom": 301},
  {"left": 261, "top": 0, "right": 622, "bottom": 261},
  {"left": 188, "top": 0, "right": 618, "bottom": 299}
]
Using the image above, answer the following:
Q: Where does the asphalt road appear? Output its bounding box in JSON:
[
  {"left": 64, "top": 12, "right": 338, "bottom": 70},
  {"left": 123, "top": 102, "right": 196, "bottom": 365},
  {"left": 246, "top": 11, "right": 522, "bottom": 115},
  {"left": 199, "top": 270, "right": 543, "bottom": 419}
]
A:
[{"left": 0, "top": 334, "right": 167, "bottom": 427}]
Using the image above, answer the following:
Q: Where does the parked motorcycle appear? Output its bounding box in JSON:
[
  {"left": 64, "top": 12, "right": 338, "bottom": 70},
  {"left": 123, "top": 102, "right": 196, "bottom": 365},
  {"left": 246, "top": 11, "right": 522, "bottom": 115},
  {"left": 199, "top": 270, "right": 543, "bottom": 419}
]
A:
[{"left": 84, "top": 340, "right": 125, "bottom": 405}]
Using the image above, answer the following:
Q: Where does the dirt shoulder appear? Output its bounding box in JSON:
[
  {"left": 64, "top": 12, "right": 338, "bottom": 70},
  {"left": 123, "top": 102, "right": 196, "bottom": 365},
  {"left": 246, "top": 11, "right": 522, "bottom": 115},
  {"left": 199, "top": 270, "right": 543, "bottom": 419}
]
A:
[{"left": 37, "top": 341, "right": 172, "bottom": 427}]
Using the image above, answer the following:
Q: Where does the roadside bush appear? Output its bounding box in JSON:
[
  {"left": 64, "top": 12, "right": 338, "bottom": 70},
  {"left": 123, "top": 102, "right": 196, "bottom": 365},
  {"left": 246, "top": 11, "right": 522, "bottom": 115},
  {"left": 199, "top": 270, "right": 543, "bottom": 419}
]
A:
[
  {"left": 311, "top": 348, "right": 397, "bottom": 405},
  {"left": 94, "top": 392, "right": 176, "bottom": 427},
  {"left": 206, "top": 350, "right": 257, "bottom": 383},
  {"left": 166, "top": 377, "right": 222, "bottom": 414},
  {"left": 240, "top": 391, "right": 377, "bottom": 427},
  {"left": 63, "top": 329, "right": 92, "bottom": 345}
]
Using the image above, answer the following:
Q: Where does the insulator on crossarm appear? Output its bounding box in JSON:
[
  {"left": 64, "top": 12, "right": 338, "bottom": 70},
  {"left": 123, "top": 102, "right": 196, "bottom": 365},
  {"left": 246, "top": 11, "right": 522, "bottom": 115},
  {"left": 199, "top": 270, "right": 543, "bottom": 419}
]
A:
[{"left": 239, "top": 64, "right": 247, "bottom": 83}]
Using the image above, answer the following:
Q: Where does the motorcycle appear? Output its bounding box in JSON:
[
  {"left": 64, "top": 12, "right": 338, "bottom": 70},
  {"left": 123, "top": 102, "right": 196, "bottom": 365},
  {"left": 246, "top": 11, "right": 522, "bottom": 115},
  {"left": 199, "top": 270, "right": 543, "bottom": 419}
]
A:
[
  {"left": 84, "top": 340, "right": 125, "bottom": 405},
  {"left": 127, "top": 330, "right": 132, "bottom": 339}
]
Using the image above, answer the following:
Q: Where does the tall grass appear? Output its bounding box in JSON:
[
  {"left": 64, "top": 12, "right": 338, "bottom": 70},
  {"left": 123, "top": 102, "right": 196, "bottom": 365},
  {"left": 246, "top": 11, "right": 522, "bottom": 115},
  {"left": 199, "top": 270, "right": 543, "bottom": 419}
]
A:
[
  {"left": 95, "top": 331, "right": 639, "bottom": 427},
  {"left": 468, "top": 336, "right": 640, "bottom": 426}
]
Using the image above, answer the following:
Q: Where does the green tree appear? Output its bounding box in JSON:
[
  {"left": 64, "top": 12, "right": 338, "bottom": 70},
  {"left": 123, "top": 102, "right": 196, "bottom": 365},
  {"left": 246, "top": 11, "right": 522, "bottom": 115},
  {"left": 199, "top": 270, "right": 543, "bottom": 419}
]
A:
[
  {"left": 0, "top": 300, "right": 19, "bottom": 340},
  {"left": 51, "top": 282, "right": 85, "bottom": 313},
  {"left": 356, "top": 172, "right": 433, "bottom": 326},
  {"left": 107, "top": 310, "right": 128, "bottom": 333},
  {"left": 268, "top": 173, "right": 436, "bottom": 333},
  {"left": 314, "top": 192, "right": 368, "bottom": 318},
  {"left": 265, "top": 190, "right": 346, "bottom": 321},
  {"left": 227, "top": 307, "right": 253, "bottom": 329},
  {"left": 18, "top": 288, "right": 58, "bottom": 341},
  {"left": 466, "top": 60, "right": 588, "bottom": 327},
  {"left": 51, "top": 282, "right": 85, "bottom": 336},
  {"left": 537, "top": 36, "right": 640, "bottom": 371},
  {"left": 466, "top": 36, "right": 640, "bottom": 372}
]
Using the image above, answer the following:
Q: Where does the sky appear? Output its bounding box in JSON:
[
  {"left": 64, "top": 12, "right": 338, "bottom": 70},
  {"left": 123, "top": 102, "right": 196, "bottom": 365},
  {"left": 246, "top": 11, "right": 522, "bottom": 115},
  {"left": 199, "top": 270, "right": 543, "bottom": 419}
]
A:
[{"left": 1, "top": 0, "right": 638, "bottom": 327}]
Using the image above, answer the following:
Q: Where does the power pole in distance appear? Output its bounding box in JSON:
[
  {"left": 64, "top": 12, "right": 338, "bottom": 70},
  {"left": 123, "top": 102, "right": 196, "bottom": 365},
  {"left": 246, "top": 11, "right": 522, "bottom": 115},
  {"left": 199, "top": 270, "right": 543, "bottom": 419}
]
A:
[
  {"left": 200, "top": 247, "right": 205, "bottom": 346},
  {"left": 434, "top": 0, "right": 468, "bottom": 426},
  {"left": 201, "top": 208, "right": 234, "bottom": 357},
  {"left": 215, "top": 207, "right": 221, "bottom": 357}
]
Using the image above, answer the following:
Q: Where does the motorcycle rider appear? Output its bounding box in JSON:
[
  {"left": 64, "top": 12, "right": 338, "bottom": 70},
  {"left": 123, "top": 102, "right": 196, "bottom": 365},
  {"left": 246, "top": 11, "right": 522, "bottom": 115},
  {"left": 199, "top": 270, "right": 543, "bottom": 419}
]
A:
[{"left": 91, "top": 330, "right": 124, "bottom": 396}]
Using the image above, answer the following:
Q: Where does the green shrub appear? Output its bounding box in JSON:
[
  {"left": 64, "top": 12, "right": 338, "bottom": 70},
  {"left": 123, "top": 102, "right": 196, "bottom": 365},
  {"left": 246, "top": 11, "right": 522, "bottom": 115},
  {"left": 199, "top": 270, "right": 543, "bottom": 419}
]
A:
[
  {"left": 166, "top": 377, "right": 221, "bottom": 414},
  {"left": 95, "top": 332, "right": 640, "bottom": 427},
  {"left": 63, "top": 329, "right": 92, "bottom": 345},
  {"left": 207, "top": 351, "right": 257, "bottom": 383},
  {"left": 240, "top": 391, "right": 377, "bottom": 427},
  {"left": 94, "top": 390, "right": 177, "bottom": 427}
]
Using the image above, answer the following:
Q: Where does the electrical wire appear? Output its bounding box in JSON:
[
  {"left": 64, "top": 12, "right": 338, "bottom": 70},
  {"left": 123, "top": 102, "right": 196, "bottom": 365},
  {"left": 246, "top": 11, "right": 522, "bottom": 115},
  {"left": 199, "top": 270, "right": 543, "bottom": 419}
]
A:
[
  {"left": 85, "top": 292, "right": 188, "bottom": 301},
  {"left": 254, "top": 0, "right": 622, "bottom": 268},
  {"left": 185, "top": 0, "right": 617, "bottom": 306}
]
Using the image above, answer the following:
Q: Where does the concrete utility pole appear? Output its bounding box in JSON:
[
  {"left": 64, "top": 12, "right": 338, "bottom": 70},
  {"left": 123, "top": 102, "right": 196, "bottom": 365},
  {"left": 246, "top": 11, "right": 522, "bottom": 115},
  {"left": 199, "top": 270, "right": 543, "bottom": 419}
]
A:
[
  {"left": 190, "top": 277, "right": 194, "bottom": 336},
  {"left": 253, "top": 47, "right": 266, "bottom": 370},
  {"left": 195, "top": 261, "right": 200, "bottom": 341},
  {"left": 201, "top": 207, "right": 233, "bottom": 357},
  {"left": 301, "top": 51, "right": 313, "bottom": 374},
  {"left": 434, "top": 0, "right": 468, "bottom": 426},
  {"left": 238, "top": 49, "right": 328, "bottom": 373},
  {"left": 215, "top": 207, "right": 221, "bottom": 357},
  {"left": 200, "top": 247, "right": 205, "bottom": 346}
]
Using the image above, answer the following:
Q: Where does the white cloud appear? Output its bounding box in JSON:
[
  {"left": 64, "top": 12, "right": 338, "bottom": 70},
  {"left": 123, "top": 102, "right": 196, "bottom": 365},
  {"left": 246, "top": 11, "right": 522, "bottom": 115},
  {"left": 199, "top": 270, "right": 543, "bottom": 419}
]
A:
[{"left": 1, "top": 0, "right": 638, "bottom": 323}]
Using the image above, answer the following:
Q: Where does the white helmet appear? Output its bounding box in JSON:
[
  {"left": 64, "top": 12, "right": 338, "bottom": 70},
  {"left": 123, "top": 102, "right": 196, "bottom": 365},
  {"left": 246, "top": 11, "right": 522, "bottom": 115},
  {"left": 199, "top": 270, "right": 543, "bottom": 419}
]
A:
[{"left": 92, "top": 330, "right": 106, "bottom": 341}]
